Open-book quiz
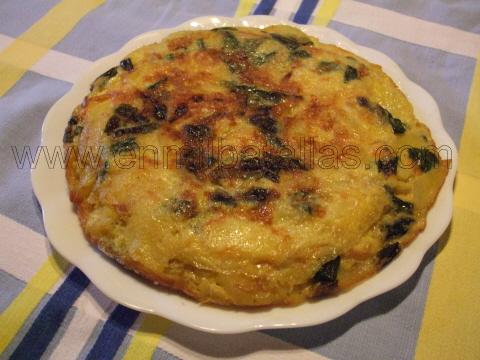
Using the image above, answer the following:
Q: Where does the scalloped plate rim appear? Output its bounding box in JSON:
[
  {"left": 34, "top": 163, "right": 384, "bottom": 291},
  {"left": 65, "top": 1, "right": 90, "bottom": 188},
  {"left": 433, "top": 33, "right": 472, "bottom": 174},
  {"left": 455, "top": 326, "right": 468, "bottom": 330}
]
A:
[{"left": 31, "top": 15, "right": 457, "bottom": 334}]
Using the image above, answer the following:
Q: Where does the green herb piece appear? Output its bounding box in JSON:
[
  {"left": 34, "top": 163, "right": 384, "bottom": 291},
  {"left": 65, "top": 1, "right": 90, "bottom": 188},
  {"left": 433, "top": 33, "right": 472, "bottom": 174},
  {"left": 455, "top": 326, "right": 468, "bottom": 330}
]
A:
[
  {"left": 318, "top": 61, "right": 339, "bottom": 72},
  {"left": 172, "top": 103, "right": 188, "bottom": 121},
  {"left": 313, "top": 256, "right": 341, "bottom": 284},
  {"left": 211, "top": 27, "right": 238, "bottom": 32},
  {"left": 384, "top": 217, "right": 414, "bottom": 240},
  {"left": 249, "top": 114, "right": 277, "bottom": 135},
  {"left": 291, "top": 189, "right": 318, "bottom": 215},
  {"left": 171, "top": 198, "right": 197, "bottom": 218},
  {"left": 243, "top": 187, "right": 273, "bottom": 202},
  {"left": 250, "top": 51, "right": 276, "bottom": 66},
  {"left": 392, "top": 195, "right": 414, "bottom": 214},
  {"left": 113, "top": 123, "right": 159, "bottom": 137},
  {"left": 226, "top": 60, "right": 245, "bottom": 73},
  {"left": 291, "top": 49, "right": 311, "bottom": 58},
  {"left": 375, "top": 105, "right": 406, "bottom": 134},
  {"left": 246, "top": 89, "right": 284, "bottom": 107},
  {"left": 271, "top": 33, "right": 300, "bottom": 49},
  {"left": 115, "top": 104, "right": 137, "bottom": 117},
  {"left": 270, "top": 33, "right": 312, "bottom": 50},
  {"left": 184, "top": 124, "right": 211, "bottom": 140},
  {"left": 222, "top": 31, "right": 240, "bottom": 53},
  {"left": 389, "top": 117, "right": 406, "bottom": 134},
  {"left": 237, "top": 152, "right": 306, "bottom": 183},
  {"left": 211, "top": 190, "right": 236, "bottom": 206},
  {"left": 356, "top": 96, "right": 370, "bottom": 107},
  {"left": 90, "top": 67, "right": 118, "bottom": 91},
  {"left": 68, "top": 116, "right": 78, "bottom": 126},
  {"left": 408, "top": 147, "right": 439, "bottom": 172},
  {"left": 224, "top": 82, "right": 286, "bottom": 107},
  {"left": 104, "top": 115, "right": 120, "bottom": 134},
  {"left": 154, "top": 103, "right": 167, "bottom": 121},
  {"left": 243, "top": 38, "right": 263, "bottom": 53},
  {"left": 100, "top": 67, "right": 118, "bottom": 79},
  {"left": 110, "top": 138, "right": 138, "bottom": 154},
  {"left": 385, "top": 186, "right": 414, "bottom": 214},
  {"left": 98, "top": 160, "right": 109, "bottom": 181},
  {"left": 120, "top": 58, "right": 134, "bottom": 71},
  {"left": 63, "top": 123, "right": 83, "bottom": 143},
  {"left": 73, "top": 126, "right": 83, "bottom": 136},
  {"left": 148, "top": 77, "right": 168, "bottom": 90},
  {"left": 377, "top": 156, "right": 398, "bottom": 176},
  {"left": 357, "top": 98, "right": 406, "bottom": 134},
  {"left": 344, "top": 65, "right": 358, "bottom": 82},
  {"left": 63, "top": 132, "right": 72, "bottom": 143},
  {"left": 164, "top": 53, "right": 175, "bottom": 61},
  {"left": 196, "top": 38, "right": 206, "bottom": 50},
  {"left": 63, "top": 129, "right": 73, "bottom": 143},
  {"left": 377, "top": 242, "right": 401, "bottom": 267}
]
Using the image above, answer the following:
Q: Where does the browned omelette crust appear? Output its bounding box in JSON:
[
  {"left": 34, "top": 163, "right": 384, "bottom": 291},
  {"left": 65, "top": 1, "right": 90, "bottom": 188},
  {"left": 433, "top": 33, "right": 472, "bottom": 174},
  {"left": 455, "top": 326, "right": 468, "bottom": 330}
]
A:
[{"left": 64, "top": 25, "right": 448, "bottom": 306}]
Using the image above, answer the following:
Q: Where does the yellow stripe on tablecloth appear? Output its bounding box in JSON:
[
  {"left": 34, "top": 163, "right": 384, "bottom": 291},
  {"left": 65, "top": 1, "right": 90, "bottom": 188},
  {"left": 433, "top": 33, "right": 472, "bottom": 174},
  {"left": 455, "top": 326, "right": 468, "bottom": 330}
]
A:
[
  {"left": 0, "top": 256, "right": 69, "bottom": 353},
  {"left": 456, "top": 59, "right": 480, "bottom": 179},
  {"left": 454, "top": 173, "right": 480, "bottom": 215},
  {"left": 122, "top": 314, "right": 171, "bottom": 360},
  {"left": 312, "top": 0, "right": 341, "bottom": 26},
  {"left": 415, "top": 55, "right": 480, "bottom": 359},
  {"left": 235, "top": 0, "right": 257, "bottom": 17},
  {"left": 0, "top": 0, "right": 104, "bottom": 97}
]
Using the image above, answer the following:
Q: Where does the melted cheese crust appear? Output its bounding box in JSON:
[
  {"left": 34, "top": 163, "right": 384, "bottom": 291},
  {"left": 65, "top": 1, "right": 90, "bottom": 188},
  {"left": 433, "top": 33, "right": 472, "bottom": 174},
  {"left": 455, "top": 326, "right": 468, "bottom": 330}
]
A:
[{"left": 64, "top": 26, "right": 448, "bottom": 306}]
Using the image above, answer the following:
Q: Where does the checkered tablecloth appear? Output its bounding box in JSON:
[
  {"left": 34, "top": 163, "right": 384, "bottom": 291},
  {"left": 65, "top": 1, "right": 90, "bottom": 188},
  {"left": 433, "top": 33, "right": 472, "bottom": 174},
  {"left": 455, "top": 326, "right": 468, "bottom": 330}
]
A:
[{"left": 1, "top": 1, "right": 479, "bottom": 359}]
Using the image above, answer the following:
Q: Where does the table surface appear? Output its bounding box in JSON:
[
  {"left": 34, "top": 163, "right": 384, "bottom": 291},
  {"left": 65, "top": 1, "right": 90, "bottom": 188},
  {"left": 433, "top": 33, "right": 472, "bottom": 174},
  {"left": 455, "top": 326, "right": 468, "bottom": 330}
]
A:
[{"left": 0, "top": 1, "right": 479, "bottom": 359}]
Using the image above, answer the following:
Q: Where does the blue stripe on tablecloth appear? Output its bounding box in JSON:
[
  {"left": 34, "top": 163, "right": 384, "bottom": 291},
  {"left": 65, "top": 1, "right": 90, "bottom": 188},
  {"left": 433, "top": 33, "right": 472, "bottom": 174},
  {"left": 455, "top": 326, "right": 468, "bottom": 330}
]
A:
[
  {"left": 39, "top": 307, "right": 77, "bottom": 359},
  {"left": 9, "top": 268, "right": 90, "bottom": 360},
  {"left": 357, "top": 0, "right": 480, "bottom": 34},
  {"left": 152, "top": 346, "right": 182, "bottom": 360},
  {"left": 53, "top": 0, "right": 239, "bottom": 61},
  {"left": 293, "top": 0, "right": 319, "bottom": 24},
  {"left": 1, "top": 296, "right": 50, "bottom": 359},
  {"left": 0, "top": 270, "right": 25, "bottom": 313},
  {"left": 112, "top": 332, "right": 132, "bottom": 360},
  {"left": 0, "top": 71, "right": 71, "bottom": 236},
  {"left": 0, "top": 0, "right": 59, "bottom": 38},
  {"left": 253, "top": 0, "right": 277, "bottom": 15},
  {"left": 85, "top": 305, "right": 139, "bottom": 360}
]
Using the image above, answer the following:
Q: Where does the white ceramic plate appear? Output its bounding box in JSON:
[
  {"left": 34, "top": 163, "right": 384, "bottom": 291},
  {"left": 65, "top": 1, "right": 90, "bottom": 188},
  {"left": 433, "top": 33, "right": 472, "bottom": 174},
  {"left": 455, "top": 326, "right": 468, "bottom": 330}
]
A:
[{"left": 31, "top": 15, "right": 457, "bottom": 334}]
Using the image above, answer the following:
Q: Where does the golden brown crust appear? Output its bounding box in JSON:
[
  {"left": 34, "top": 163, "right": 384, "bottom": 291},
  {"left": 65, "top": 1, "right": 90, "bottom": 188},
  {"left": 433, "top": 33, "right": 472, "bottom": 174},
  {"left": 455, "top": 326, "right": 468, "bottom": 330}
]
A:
[{"left": 64, "top": 25, "right": 448, "bottom": 306}]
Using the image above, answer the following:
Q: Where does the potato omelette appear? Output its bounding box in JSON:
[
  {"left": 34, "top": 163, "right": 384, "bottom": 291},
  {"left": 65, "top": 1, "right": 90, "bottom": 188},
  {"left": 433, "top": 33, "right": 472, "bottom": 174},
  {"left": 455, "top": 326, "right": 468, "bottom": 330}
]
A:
[{"left": 64, "top": 25, "right": 448, "bottom": 306}]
